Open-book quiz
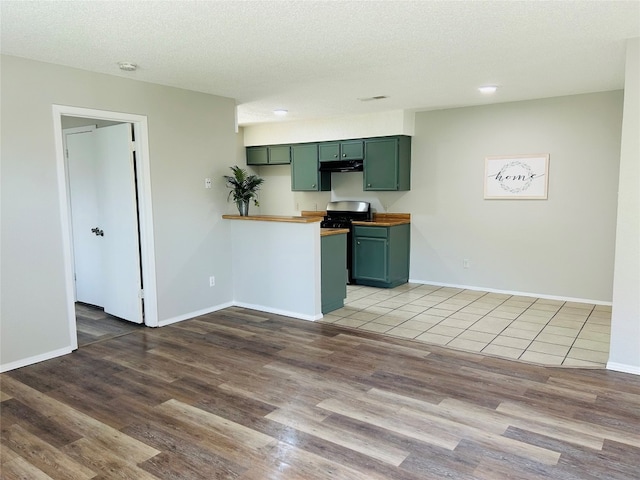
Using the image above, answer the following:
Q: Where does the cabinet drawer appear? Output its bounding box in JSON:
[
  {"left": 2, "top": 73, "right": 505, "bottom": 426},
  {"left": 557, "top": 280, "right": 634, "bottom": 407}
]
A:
[{"left": 354, "top": 226, "right": 388, "bottom": 238}]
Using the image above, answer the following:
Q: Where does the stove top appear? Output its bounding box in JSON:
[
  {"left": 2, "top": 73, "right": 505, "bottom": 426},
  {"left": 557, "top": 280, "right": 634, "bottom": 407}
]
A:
[{"left": 321, "top": 201, "right": 371, "bottom": 229}]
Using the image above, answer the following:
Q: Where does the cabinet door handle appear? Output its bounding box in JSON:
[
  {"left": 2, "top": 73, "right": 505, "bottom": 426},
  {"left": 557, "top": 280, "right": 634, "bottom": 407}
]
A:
[
  {"left": 357, "top": 241, "right": 360, "bottom": 245},
  {"left": 311, "top": 184, "right": 316, "bottom": 188},
  {"left": 342, "top": 153, "right": 346, "bottom": 157},
  {"left": 367, "top": 183, "right": 372, "bottom": 187}
]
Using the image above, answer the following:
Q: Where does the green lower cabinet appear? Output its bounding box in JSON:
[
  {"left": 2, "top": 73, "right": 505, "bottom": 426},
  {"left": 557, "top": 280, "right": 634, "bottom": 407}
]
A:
[
  {"left": 321, "top": 233, "right": 347, "bottom": 313},
  {"left": 291, "top": 144, "right": 331, "bottom": 191},
  {"left": 352, "top": 223, "right": 410, "bottom": 288}
]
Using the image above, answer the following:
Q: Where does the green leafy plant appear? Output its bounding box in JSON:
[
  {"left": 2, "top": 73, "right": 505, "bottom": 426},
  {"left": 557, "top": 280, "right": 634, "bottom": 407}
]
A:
[{"left": 223, "top": 165, "right": 265, "bottom": 207}]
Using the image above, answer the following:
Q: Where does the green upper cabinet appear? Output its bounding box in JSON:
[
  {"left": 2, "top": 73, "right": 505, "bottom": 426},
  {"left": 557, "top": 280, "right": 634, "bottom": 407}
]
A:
[
  {"left": 291, "top": 144, "right": 331, "bottom": 191},
  {"left": 363, "top": 136, "right": 411, "bottom": 191},
  {"left": 246, "top": 145, "right": 291, "bottom": 165},
  {"left": 318, "top": 140, "right": 364, "bottom": 162},
  {"left": 246, "top": 146, "right": 268, "bottom": 165}
]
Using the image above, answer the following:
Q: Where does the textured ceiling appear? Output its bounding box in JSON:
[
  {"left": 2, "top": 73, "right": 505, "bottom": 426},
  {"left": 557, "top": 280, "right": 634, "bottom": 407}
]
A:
[{"left": 1, "top": 1, "right": 639, "bottom": 125}]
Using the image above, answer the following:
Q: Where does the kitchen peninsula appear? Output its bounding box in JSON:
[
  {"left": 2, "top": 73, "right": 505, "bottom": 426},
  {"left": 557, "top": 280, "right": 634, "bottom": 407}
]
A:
[{"left": 222, "top": 214, "right": 348, "bottom": 320}]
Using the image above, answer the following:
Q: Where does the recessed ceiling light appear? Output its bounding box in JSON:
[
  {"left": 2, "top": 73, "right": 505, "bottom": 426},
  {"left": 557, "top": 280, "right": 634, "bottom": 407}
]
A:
[
  {"left": 273, "top": 109, "right": 288, "bottom": 116},
  {"left": 118, "top": 62, "right": 137, "bottom": 72},
  {"left": 478, "top": 85, "right": 498, "bottom": 94}
]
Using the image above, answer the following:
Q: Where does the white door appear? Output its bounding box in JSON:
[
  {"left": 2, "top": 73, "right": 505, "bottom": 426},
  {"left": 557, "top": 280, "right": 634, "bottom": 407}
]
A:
[
  {"left": 67, "top": 128, "right": 102, "bottom": 306},
  {"left": 66, "top": 123, "right": 143, "bottom": 323}
]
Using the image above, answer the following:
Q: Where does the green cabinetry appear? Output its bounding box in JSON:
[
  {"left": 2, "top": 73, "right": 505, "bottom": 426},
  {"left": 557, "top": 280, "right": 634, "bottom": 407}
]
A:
[
  {"left": 363, "top": 136, "right": 411, "bottom": 191},
  {"left": 319, "top": 140, "right": 364, "bottom": 162},
  {"left": 321, "top": 233, "right": 347, "bottom": 313},
  {"left": 246, "top": 145, "right": 291, "bottom": 165},
  {"left": 291, "top": 144, "right": 331, "bottom": 191},
  {"left": 352, "top": 223, "right": 410, "bottom": 288}
]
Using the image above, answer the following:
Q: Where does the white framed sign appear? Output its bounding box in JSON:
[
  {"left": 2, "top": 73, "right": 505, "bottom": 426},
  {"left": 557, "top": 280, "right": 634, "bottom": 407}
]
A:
[{"left": 484, "top": 154, "right": 549, "bottom": 199}]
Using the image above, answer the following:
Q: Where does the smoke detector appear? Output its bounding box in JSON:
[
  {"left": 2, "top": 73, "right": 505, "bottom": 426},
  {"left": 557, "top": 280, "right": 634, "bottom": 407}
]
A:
[{"left": 118, "top": 62, "right": 138, "bottom": 72}]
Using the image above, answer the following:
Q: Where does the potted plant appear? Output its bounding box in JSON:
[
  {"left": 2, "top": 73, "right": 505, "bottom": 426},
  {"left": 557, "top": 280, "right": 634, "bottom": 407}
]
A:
[{"left": 223, "top": 165, "right": 265, "bottom": 216}]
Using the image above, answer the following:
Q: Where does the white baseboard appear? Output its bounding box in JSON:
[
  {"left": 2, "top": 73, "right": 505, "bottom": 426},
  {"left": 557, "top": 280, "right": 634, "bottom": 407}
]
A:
[
  {"left": 606, "top": 362, "right": 640, "bottom": 375},
  {"left": 157, "top": 301, "right": 235, "bottom": 327},
  {"left": 233, "top": 301, "right": 322, "bottom": 321},
  {"left": 407, "top": 279, "right": 613, "bottom": 306},
  {"left": 0, "top": 346, "right": 73, "bottom": 373}
]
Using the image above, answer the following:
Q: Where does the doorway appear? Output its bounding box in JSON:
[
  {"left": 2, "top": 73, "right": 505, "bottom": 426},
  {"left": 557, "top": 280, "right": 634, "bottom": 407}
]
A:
[{"left": 53, "top": 105, "right": 158, "bottom": 352}]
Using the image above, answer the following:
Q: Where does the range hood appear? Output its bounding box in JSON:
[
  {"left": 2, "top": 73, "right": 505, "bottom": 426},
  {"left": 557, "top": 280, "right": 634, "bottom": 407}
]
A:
[{"left": 318, "top": 159, "right": 364, "bottom": 173}]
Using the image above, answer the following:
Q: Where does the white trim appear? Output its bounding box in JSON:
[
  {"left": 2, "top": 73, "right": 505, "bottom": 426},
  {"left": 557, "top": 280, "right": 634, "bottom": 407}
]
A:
[
  {"left": 407, "top": 279, "right": 613, "bottom": 306},
  {"left": 0, "top": 347, "right": 73, "bottom": 373},
  {"left": 157, "top": 302, "right": 235, "bottom": 327},
  {"left": 233, "top": 301, "right": 323, "bottom": 321},
  {"left": 52, "top": 105, "right": 159, "bottom": 346},
  {"left": 157, "top": 300, "right": 323, "bottom": 327},
  {"left": 606, "top": 362, "right": 640, "bottom": 375}
]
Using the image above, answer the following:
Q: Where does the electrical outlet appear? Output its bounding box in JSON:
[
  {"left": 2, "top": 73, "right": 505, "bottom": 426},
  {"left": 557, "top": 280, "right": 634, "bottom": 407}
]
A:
[
  {"left": 463, "top": 259, "right": 470, "bottom": 269},
  {"left": 209, "top": 276, "right": 215, "bottom": 287},
  {"left": 205, "top": 178, "right": 212, "bottom": 189}
]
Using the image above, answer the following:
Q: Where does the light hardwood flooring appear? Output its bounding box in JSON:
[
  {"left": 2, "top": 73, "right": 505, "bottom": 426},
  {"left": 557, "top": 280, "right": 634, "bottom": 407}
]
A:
[
  {"left": 2, "top": 306, "right": 638, "bottom": 479},
  {"left": 322, "top": 284, "right": 611, "bottom": 368}
]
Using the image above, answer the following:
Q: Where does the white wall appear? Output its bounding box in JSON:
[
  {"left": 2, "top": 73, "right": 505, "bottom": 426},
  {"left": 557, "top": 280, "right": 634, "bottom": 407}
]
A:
[
  {"left": 0, "top": 55, "right": 241, "bottom": 369},
  {"left": 229, "top": 220, "right": 322, "bottom": 320},
  {"left": 609, "top": 38, "right": 640, "bottom": 375}
]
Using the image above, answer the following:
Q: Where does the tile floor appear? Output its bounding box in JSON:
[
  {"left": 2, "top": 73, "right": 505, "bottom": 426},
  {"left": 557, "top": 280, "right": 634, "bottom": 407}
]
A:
[{"left": 320, "top": 283, "right": 611, "bottom": 367}]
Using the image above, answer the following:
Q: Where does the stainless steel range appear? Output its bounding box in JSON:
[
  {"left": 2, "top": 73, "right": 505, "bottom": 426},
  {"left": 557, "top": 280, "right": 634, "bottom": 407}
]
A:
[{"left": 321, "top": 201, "right": 372, "bottom": 283}]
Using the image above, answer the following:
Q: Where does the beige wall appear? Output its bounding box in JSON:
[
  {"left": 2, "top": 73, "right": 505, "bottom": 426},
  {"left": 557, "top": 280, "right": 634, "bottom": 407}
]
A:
[
  {"left": 1, "top": 55, "right": 240, "bottom": 369},
  {"left": 250, "top": 91, "right": 624, "bottom": 303},
  {"left": 404, "top": 92, "right": 622, "bottom": 301}
]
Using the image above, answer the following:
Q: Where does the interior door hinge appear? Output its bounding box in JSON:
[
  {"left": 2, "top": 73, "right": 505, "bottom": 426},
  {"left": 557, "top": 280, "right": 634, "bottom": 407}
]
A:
[
  {"left": 131, "top": 140, "right": 136, "bottom": 151},
  {"left": 139, "top": 289, "right": 144, "bottom": 299}
]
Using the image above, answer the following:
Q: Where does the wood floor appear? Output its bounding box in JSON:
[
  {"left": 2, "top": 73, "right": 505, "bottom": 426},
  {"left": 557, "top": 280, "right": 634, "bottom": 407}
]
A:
[
  {"left": 75, "top": 303, "right": 143, "bottom": 347},
  {"left": 2, "top": 307, "right": 639, "bottom": 479}
]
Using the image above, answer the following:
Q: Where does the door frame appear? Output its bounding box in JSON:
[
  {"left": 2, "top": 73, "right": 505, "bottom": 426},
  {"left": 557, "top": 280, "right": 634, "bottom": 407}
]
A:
[{"left": 52, "top": 105, "right": 159, "bottom": 351}]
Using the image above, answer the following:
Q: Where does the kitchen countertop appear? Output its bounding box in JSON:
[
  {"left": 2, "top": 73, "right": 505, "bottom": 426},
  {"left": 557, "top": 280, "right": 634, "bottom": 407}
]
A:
[
  {"left": 222, "top": 214, "right": 321, "bottom": 224},
  {"left": 320, "top": 228, "right": 349, "bottom": 237},
  {"left": 353, "top": 213, "right": 410, "bottom": 227},
  {"left": 223, "top": 212, "right": 410, "bottom": 228},
  {"left": 301, "top": 211, "right": 411, "bottom": 226}
]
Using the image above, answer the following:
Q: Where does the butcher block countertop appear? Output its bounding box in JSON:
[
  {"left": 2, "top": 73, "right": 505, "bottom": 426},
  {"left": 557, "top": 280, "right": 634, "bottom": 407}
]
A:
[
  {"left": 222, "top": 212, "right": 410, "bottom": 229},
  {"left": 320, "top": 228, "right": 349, "bottom": 237},
  {"left": 301, "top": 211, "right": 411, "bottom": 227},
  {"left": 354, "top": 213, "right": 411, "bottom": 226},
  {"left": 222, "top": 214, "right": 321, "bottom": 223}
]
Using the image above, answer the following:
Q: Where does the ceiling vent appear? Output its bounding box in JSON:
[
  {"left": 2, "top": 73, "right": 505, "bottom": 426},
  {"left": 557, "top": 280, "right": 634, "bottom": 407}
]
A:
[{"left": 358, "top": 95, "right": 388, "bottom": 102}]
